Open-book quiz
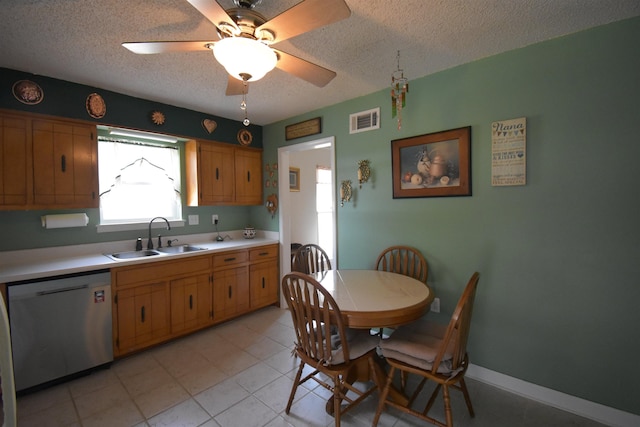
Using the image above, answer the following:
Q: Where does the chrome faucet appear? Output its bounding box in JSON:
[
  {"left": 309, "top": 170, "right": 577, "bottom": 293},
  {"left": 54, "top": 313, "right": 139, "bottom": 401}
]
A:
[{"left": 147, "top": 217, "right": 171, "bottom": 250}]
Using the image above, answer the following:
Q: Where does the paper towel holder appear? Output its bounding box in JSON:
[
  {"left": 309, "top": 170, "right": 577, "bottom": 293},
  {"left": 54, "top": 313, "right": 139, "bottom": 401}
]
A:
[{"left": 41, "top": 213, "right": 90, "bottom": 229}]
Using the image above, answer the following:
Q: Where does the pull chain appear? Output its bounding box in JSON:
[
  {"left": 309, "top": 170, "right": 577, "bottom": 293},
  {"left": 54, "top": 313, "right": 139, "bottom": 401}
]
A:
[{"left": 241, "top": 80, "right": 250, "bottom": 126}]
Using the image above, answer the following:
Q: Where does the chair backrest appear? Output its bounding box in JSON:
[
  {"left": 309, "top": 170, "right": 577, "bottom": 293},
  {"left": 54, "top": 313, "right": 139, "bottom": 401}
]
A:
[
  {"left": 292, "top": 244, "right": 332, "bottom": 275},
  {"left": 1, "top": 291, "right": 17, "bottom": 426},
  {"left": 375, "top": 245, "right": 428, "bottom": 283},
  {"left": 431, "top": 272, "right": 479, "bottom": 374},
  {"left": 282, "top": 272, "right": 351, "bottom": 365}
]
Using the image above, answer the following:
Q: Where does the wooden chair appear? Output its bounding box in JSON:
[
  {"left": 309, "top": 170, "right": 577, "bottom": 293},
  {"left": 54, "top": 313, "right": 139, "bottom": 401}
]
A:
[
  {"left": 1, "top": 291, "right": 17, "bottom": 427},
  {"left": 282, "top": 272, "right": 379, "bottom": 427},
  {"left": 373, "top": 272, "right": 480, "bottom": 427},
  {"left": 292, "top": 243, "right": 332, "bottom": 274},
  {"left": 373, "top": 245, "right": 428, "bottom": 337},
  {"left": 375, "top": 245, "right": 428, "bottom": 284}
]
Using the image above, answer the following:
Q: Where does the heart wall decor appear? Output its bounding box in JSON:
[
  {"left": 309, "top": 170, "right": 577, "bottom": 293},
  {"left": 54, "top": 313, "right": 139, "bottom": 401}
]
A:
[{"left": 202, "top": 119, "right": 217, "bottom": 134}]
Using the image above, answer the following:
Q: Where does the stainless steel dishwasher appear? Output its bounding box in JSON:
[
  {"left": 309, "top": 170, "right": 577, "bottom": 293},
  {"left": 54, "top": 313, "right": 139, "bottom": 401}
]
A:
[{"left": 7, "top": 270, "right": 113, "bottom": 392}]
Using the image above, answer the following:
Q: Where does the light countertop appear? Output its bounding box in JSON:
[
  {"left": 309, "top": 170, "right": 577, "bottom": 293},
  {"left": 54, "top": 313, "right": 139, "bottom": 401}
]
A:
[{"left": 0, "top": 231, "right": 279, "bottom": 283}]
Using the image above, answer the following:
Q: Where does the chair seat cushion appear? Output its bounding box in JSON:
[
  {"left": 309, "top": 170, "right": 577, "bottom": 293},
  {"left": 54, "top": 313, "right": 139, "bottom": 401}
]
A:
[
  {"left": 380, "top": 326, "right": 454, "bottom": 374},
  {"left": 329, "top": 329, "right": 379, "bottom": 365}
]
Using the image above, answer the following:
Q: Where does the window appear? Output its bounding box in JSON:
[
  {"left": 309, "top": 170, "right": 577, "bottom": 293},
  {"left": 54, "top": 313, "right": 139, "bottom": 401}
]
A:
[
  {"left": 98, "top": 137, "right": 182, "bottom": 226},
  {"left": 316, "top": 166, "right": 334, "bottom": 258}
]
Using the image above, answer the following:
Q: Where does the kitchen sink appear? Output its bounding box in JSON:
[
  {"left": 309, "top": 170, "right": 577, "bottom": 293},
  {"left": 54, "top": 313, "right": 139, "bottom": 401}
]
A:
[
  {"left": 157, "top": 245, "right": 206, "bottom": 254},
  {"left": 105, "top": 249, "right": 162, "bottom": 260}
]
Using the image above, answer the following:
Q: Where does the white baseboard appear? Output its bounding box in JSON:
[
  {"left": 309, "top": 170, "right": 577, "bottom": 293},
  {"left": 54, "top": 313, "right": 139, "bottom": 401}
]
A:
[{"left": 466, "top": 364, "right": 640, "bottom": 427}]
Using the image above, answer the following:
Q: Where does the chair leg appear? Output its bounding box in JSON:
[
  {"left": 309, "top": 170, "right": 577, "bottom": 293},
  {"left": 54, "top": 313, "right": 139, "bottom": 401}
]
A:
[
  {"left": 442, "top": 385, "right": 453, "bottom": 427},
  {"left": 333, "top": 374, "right": 342, "bottom": 427},
  {"left": 286, "top": 360, "right": 305, "bottom": 414},
  {"left": 459, "top": 378, "right": 475, "bottom": 417},
  {"left": 372, "top": 365, "right": 396, "bottom": 426}
]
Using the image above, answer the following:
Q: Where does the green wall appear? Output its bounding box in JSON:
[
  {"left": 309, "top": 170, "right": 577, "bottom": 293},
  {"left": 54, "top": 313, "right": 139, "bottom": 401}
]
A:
[
  {"left": 0, "top": 68, "right": 262, "bottom": 250},
  {"left": 261, "top": 17, "right": 640, "bottom": 415}
]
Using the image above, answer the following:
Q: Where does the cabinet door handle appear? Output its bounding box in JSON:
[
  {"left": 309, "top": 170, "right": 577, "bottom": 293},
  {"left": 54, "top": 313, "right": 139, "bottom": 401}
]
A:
[
  {"left": 216, "top": 167, "right": 219, "bottom": 180},
  {"left": 247, "top": 171, "right": 250, "bottom": 182},
  {"left": 141, "top": 306, "right": 146, "bottom": 323},
  {"left": 228, "top": 286, "right": 232, "bottom": 299},
  {"left": 262, "top": 277, "right": 265, "bottom": 289},
  {"left": 189, "top": 295, "right": 193, "bottom": 310},
  {"left": 61, "top": 155, "right": 66, "bottom": 172}
]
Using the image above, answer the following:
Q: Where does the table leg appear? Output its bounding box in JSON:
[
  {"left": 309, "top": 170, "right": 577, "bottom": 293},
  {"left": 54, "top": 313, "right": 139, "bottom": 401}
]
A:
[{"left": 324, "top": 353, "right": 409, "bottom": 415}]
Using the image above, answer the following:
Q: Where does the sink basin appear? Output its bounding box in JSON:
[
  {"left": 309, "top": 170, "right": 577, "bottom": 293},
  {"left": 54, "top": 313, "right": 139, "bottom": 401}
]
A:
[
  {"left": 157, "top": 245, "right": 206, "bottom": 254},
  {"left": 106, "top": 249, "right": 161, "bottom": 260}
]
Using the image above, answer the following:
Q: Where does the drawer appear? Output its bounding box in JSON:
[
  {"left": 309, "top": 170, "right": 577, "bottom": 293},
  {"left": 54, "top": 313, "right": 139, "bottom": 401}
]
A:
[
  {"left": 213, "top": 250, "right": 248, "bottom": 268},
  {"left": 114, "top": 256, "right": 211, "bottom": 286},
  {"left": 249, "top": 245, "right": 278, "bottom": 261}
]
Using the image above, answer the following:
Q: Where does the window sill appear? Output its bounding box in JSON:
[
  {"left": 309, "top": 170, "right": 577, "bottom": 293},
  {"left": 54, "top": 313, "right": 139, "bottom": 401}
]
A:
[{"left": 96, "top": 219, "right": 186, "bottom": 233}]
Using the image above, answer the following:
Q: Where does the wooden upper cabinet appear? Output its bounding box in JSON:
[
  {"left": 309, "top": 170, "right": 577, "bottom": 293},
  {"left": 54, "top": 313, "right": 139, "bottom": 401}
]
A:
[
  {"left": 186, "top": 140, "right": 234, "bottom": 205},
  {"left": 0, "top": 113, "right": 30, "bottom": 208},
  {"left": 0, "top": 110, "right": 98, "bottom": 210},
  {"left": 235, "top": 148, "right": 262, "bottom": 205},
  {"left": 32, "top": 119, "right": 98, "bottom": 208},
  {"left": 186, "top": 139, "right": 262, "bottom": 206}
]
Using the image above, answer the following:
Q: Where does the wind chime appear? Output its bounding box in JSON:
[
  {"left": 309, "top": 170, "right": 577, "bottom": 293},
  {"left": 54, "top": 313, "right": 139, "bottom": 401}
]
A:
[{"left": 391, "top": 50, "right": 409, "bottom": 130}]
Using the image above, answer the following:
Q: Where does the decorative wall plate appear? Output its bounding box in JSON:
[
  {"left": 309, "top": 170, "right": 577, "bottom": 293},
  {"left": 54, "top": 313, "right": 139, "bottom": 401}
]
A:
[
  {"left": 237, "top": 129, "right": 253, "bottom": 146},
  {"left": 86, "top": 93, "right": 106, "bottom": 118},
  {"left": 202, "top": 119, "right": 217, "bottom": 134},
  {"left": 13, "top": 80, "right": 44, "bottom": 105},
  {"left": 151, "top": 111, "right": 165, "bottom": 125}
]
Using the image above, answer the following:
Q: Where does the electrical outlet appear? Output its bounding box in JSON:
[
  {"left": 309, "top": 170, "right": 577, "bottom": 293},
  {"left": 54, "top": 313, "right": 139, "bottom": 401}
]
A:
[
  {"left": 431, "top": 297, "right": 440, "bottom": 313},
  {"left": 188, "top": 214, "right": 199, "bottom": 225},
  {"left": 212, "top": 214, "right": 219, "bottom": 224}
]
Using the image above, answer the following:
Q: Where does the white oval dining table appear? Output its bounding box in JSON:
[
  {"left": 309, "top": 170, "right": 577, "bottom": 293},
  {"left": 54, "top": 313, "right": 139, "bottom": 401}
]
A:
[{"left": 311, "top": 269, "right": 433, "bottom": 329}]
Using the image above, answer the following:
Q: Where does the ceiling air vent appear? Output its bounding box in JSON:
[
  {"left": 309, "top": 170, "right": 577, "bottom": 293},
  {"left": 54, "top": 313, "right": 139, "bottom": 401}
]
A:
[{"left": 349, "top": 107, "right": 380, "bottom": 134}]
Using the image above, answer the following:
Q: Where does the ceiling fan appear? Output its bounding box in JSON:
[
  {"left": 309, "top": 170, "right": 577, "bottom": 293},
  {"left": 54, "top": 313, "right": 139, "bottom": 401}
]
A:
[{"left": 122, "top": 0, "right": 351, "bottom": 96}]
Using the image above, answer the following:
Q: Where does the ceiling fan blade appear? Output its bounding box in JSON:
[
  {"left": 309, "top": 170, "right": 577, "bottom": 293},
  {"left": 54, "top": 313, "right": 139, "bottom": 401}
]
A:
[
  {"left": 225, "top": 75, "right": 247, "bottom": 96},
  {"left": 122, "top": 41, "right": 215, "bottom": 54},
  {"left": 257, "top": 0, "right": 350, "bottom": 45},
  {"left": 186, "top": 0, "right": 240, "bottom": 34},
  {"left": 273, "top": 49, "right": 336, "bottom": 87}
]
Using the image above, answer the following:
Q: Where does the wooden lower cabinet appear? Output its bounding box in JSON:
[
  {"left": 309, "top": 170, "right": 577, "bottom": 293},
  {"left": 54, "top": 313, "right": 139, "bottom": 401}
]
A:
[
  {"left": 170, "top": 273, "right": 213, "bottom": 334},
  {"left": 249, "top": 245, "right": 279, "bottom": 309},
  {"left": 213, "top": 266, "right": 249, "bottom": 321},
  {"left": 115, "top": 281, "right": 170, "bottom": 353},
  {"left": 112, "top": 244, "right": 279, "bottom": 357}
]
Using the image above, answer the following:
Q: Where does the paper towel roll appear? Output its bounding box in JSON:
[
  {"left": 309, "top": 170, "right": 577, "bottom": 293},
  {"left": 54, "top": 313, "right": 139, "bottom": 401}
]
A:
[{"left": 41, "top": 213, "right": 89, "bottom": 229}]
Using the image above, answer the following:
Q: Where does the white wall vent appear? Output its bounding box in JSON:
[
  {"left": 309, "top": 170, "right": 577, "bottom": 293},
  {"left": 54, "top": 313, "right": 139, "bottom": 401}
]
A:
[{"left": 349, "top": 107, "right": 380, "bottom": 134}]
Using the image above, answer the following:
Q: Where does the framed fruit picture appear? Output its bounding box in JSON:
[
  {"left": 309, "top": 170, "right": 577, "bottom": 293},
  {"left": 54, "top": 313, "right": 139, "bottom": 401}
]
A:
[{"left": 391, "top": 126, "right": 471, "bottom": 198}]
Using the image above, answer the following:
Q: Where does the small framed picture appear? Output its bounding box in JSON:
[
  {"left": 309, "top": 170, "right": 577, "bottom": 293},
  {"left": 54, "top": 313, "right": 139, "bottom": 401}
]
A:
[{"left": 289, "top": 167, "right": 300, "bottom": 192}]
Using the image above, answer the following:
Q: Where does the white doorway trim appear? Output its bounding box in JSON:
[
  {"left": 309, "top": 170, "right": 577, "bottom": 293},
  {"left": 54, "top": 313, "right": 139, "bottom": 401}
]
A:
[{"left": 277, "top": 137, "right": 336, "bottom": 296}]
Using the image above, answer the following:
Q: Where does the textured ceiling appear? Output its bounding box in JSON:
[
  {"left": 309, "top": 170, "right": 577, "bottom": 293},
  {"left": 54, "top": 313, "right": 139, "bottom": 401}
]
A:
[{"left": 1, "top": 0, "right": 639, "bottom": 125}]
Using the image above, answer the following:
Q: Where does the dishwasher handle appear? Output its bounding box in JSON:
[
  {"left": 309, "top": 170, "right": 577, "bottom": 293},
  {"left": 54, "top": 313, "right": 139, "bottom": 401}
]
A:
[{"left": 36, "top": 284, "right": 88, "bottom": 296}]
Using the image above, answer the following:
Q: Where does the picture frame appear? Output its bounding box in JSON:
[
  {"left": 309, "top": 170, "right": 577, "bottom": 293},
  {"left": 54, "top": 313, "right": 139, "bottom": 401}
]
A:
[
  {"left": 289, "top": 167, "right": 300, "bottom": 192},
  {"left": 392, "top": 126, "right": 471, "bottom": 198}
]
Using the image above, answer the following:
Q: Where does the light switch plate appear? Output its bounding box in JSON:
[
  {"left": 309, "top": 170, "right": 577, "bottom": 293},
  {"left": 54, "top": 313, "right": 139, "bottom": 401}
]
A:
[{"left": 188, "top": 214, "right": 199, "bottom": 225}]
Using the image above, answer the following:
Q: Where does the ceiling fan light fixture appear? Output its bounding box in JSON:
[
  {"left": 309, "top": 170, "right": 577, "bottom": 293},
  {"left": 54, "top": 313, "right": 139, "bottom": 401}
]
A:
[{"left": 212, "top": 37, "right": 277, "bottom": 82}]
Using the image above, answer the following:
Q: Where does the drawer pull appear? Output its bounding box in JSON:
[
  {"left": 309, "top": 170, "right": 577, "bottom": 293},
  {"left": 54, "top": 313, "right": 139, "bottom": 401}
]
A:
[
  {"left": 224, "top": 257, "right": 236, "bottom": 262},
  {"left": 259, "top": 252, "right": 269, "bottom": 256}
]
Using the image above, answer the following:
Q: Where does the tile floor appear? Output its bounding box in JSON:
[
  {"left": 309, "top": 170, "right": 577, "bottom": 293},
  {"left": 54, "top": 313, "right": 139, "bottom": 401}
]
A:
[{"left": 15, "top": 306, "right": 609, "bottom": 427}]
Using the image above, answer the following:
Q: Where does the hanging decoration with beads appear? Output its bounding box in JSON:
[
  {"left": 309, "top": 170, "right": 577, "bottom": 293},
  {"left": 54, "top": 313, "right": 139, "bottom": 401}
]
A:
[{"left": 391, "top": 50, "right": 409, "bottom": 130}]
